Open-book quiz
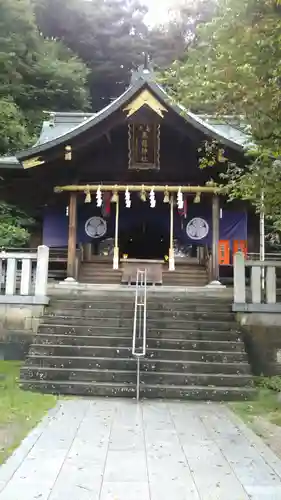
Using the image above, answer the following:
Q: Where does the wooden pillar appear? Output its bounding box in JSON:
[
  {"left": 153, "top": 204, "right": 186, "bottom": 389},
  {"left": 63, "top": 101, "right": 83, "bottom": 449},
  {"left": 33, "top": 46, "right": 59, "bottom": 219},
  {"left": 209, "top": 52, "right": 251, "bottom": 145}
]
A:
[
  {"left": 212, "top": 194, "right": 220, "bottom": 282},
  {"left": 113, "top": 195, "right": 119, "bottom": 270},
  {"left": 67, "top": 192, "right": 77, "bottom": 279},
  {"left": 169, "top": 196, "right": 175, "bottom": 271}
]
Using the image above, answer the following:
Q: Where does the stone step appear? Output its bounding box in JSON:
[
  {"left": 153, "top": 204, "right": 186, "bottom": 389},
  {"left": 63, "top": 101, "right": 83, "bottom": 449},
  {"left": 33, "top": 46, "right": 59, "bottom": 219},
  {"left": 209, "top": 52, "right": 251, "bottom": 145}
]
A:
[
  {"left": 47, "top": 307, "right": 234, "bottom": 322},
  {"left": 55, "top": 291, "right": 229, "bottom": 299},
  {"left": 33, "top": 334, "right": 245, "bottom": 352},
  {"left": 25, "top": 355, "right": 251, "bottom": 374},
  {"left": 162, "top": 274, "right": 207, "bottom": 280},
  {"left": 38, "top": 324, "right": 242, "bottom": 341},
  {"left": 28, "top": 344, "right": 248, "bottom": 363},
  {"left": 139, "top": 384, "right": 255, "bottom": 401},
  {"left": 163, "top": 283, "right": 209, "bottom": 287},
  {"left": 163, "top": 270, "right": 207, "bottom": 276},
  {"left": 79, "top": 269, "right": 122, "bottom": 274},
  {"left": 79, "top": 274, "right": 122, "bottom": 280},
  {"left": 79, "top": 279, "right": 122, "bottom": 284},
  {"left": 162, "top": 270, "right": 206, "bottom": 275},
  {"left": 162, "top": 276, "right": 208, "bottom": 282},
  {"left": 21, "top": 366, "right": 253, "bottom": 388},
  {"left": 49, "top": 294, "right": 232, "bottom": 305},
  {"left": 79, "top": 269, "right": 121, "bottom": 274},
  {"left": 19, "top": 379, "right": 255, "bottom": 401},
  {"left": 79, "top": 277, "right": 209, "bottom": 285},
  {"left": 42, "top": 316, "right": 239, "bottom": 331},
  {"left": 141, "top": 371, "right": 253, "bottom": 387},
  {"left": 47, "top": 308, "right": 136, "bottom": 319},
  {"left": 20, "top": 380, "right": 135, "bottom": 397},
  {"left": 21, "top": 367, "right": 137, "bottom": 384},
  {"left": 49, "top": 299, "right": 232, "bottom": 312},
  {"left": 163, "top": 281, "right": 208, "bottom": 286},
  {"left": 79, "top": 269, "right": 122, "bottom": 281}
]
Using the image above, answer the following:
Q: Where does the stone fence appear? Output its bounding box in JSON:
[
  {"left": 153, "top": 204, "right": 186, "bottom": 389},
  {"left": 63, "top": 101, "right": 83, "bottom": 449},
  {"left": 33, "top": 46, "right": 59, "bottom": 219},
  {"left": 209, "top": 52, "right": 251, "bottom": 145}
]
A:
[
  {"left": 0, "top": 246, "right": 50, "bottom": 341},
  {"left": 233, "top": 252, "right": 281, "bottom": 312},
  {"left": 0, "top": 245, "right": 49, "bottom": 303}
]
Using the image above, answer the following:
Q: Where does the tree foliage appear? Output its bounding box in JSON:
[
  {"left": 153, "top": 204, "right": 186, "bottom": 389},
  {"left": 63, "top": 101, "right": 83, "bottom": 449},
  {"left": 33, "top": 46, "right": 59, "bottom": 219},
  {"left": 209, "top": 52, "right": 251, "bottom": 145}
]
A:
[
  {"left": 0, "top": 202, "right": 34, "bottom": 248},
  {"left": 34, "top": 0, "right": 149, "bottom": 107},
  {"left": 0, "top": 0, "right": 217, "bottom": 154},
  {"left": 0, "top": 0, "right": 90, "bottom": 154},
  {"left": 33, "top": 0, "right": 215, "bottom": 108},
  {"left": 163, "top": 0, "right": 281, "bottom": 229},
  {"left": 0, "top": 99, "right": 30, "bottom": 156}
]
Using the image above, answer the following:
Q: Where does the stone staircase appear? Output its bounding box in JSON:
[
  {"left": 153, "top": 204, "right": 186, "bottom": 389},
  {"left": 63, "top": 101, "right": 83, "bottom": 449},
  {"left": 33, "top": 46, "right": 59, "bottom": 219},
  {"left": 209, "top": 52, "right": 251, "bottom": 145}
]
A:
[
  {"left": 79, "top": 261, "right": 208, "bottom": 286},
  {"left": 20, "top": 292, "right": 255, "bottom": 400},
  {"left": 79, "top": 261, "right": 122, "bottom": 284},
  {"left": 162, "top": 263, "right": 208, "bottom": 286}
]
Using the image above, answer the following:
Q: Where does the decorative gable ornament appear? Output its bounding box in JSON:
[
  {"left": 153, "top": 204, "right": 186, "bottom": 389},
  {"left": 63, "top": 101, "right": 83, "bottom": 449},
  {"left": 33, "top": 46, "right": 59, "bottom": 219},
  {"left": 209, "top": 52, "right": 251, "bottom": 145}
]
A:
[
  {"left": 123, "top": 90, "right": 167, "bottom": 118},
  {"left": 22, "top": 156, "right": 45, "bottom": 169}
]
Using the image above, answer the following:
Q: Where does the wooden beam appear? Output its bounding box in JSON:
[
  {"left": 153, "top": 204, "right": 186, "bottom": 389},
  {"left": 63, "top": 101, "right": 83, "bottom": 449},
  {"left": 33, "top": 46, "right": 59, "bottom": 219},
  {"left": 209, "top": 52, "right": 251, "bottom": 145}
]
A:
[
  {"left": 55, "top": 184, "right": 220, "bottom": 194},
  {"left": 67, "top": 192, "right": 77, "bottom": 279}
]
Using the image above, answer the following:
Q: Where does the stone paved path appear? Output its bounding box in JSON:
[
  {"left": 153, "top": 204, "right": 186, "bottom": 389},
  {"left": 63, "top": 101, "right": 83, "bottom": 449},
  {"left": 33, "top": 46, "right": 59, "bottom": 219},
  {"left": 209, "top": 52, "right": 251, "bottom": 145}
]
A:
[{"left": 0, "top": 399, "right": 281, "bottom": 499}]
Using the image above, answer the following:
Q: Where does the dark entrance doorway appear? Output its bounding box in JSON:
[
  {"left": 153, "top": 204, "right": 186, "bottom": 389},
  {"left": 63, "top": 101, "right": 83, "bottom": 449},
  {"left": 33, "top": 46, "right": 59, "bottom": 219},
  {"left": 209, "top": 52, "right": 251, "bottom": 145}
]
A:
[{"left": 120, "top": 219, "right": 169, "bottom": 259}]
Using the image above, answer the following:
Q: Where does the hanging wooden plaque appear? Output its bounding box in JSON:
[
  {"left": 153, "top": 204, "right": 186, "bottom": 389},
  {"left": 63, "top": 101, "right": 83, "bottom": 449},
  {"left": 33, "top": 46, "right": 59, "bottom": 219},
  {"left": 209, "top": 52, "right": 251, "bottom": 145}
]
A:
[{"left": 128, "top": 123, "right": 160, "bottom": 170}]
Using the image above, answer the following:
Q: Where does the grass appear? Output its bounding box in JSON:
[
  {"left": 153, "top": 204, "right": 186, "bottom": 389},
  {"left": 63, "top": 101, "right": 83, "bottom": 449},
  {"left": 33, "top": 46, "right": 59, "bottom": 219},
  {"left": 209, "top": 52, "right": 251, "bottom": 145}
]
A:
[
  {"left": 0, "top": 361, "right": 57, "bottom": 464},
  {"left": 231, "top": 387, "right": 281, "bottom": 427}
]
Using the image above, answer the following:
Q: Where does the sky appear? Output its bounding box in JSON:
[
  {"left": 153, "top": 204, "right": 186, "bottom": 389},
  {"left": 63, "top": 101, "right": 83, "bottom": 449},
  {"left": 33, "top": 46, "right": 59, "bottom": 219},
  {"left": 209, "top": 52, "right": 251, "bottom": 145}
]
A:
[{"left": 144, "top": 0, "right": 177, "bottom": 26}]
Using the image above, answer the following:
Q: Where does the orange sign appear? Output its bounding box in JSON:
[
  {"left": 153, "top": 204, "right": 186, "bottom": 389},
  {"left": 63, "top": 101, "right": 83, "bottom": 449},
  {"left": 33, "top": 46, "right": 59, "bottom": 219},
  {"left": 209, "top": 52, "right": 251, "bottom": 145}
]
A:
[
  {"left": 219, "top": 240, "right": 230, "bottom": 265},
  {"left": 233, "top": 240, "right": 247, "bottom": 256}
]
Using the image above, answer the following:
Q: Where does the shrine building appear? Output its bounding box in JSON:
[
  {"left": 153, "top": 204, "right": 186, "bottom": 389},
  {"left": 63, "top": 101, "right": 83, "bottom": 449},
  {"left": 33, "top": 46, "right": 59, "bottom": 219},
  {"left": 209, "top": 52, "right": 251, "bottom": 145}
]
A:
[{"left": 0, "top": 64, "right": 256, "bottom": 286}]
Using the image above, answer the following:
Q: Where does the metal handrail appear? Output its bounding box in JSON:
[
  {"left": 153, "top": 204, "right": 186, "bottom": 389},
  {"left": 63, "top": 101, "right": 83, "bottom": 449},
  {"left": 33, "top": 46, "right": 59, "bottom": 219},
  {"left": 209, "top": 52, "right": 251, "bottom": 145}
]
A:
[{"left": 132, "top": 269, "right": 147, "bottom": 401}]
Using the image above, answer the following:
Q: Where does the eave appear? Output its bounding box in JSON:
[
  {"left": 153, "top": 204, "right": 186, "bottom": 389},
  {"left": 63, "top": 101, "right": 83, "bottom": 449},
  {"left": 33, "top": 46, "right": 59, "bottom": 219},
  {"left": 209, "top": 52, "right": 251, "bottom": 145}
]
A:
[{"left": 0, "top": 156, "right": 22, "bottom": 170}]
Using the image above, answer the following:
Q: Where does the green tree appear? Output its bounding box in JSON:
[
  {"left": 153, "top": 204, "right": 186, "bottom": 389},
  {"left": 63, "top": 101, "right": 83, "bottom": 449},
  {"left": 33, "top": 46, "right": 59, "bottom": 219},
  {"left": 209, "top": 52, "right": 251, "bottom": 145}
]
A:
[
  {"left": 0, "top": 202, "right": 34, "bottom": 248},
  {"left": 34, "top": 0, "right": 150, "bottom": 108},
  {"left": 163, "top": 0, "right": 281, "bottom": 228},
  {"left": 34, "top": 0, "right": 215, "bottom": 108},
  {"left": 0, "top": 99, "right": 31, "bottom": 155},
  {"left": 0, "top": 0, "right": 90, "bottom": 154}
]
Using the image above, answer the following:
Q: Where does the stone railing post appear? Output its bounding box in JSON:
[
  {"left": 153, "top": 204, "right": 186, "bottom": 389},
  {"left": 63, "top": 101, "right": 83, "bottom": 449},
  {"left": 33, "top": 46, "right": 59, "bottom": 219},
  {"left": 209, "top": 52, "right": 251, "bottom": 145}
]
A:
[
  {"left": 233, "top": 252, "right": 246, "bottom": 304},
  {"left": 251, "top": 266, "right": 262, "bottom": 304},
  {"left": 5, "top": 258, "right": 17, "bottom": 295},
  {"left": 266, "top": 266, "right": 277, "bottom": 304},
  {"left": 0, "top": 258, "right": 3, "bottom": 293},
  {"left": 35, "top": 246, "right": 49, "bottom": 298},
  {"left": 20, "top": 258, "right": 32, "bottom": 296}
]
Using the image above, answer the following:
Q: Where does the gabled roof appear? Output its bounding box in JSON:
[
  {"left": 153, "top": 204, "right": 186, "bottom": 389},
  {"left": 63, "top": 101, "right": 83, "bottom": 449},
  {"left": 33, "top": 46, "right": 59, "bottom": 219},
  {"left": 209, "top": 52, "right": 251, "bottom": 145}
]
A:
[{"left": 0, "top": 66, "right": 252, "bottom": 170}]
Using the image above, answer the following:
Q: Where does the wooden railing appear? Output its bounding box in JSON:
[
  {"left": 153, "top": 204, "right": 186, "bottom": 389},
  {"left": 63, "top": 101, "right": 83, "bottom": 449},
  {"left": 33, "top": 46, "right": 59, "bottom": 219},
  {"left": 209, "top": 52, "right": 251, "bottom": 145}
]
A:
[
  {"left": 0, "top": 246, "right": 49, "bottom": 299},
  {"left": 233, "top": 252, "right": 281, "bottom": 312}
]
